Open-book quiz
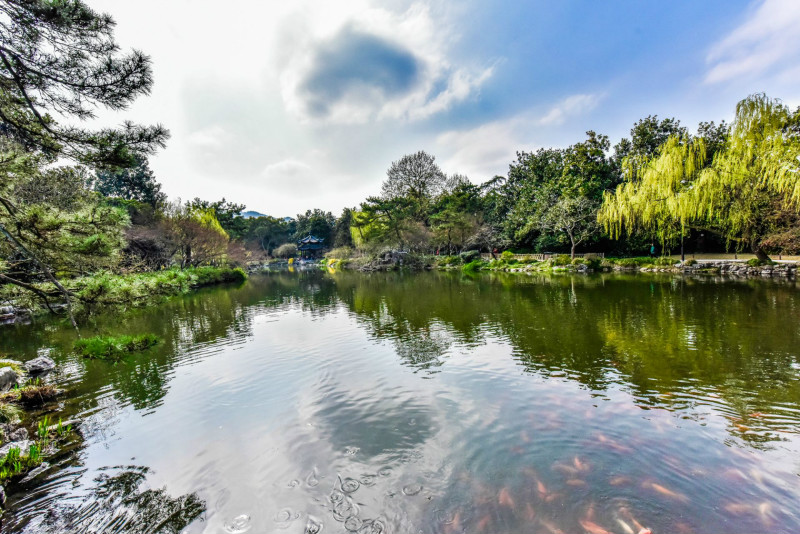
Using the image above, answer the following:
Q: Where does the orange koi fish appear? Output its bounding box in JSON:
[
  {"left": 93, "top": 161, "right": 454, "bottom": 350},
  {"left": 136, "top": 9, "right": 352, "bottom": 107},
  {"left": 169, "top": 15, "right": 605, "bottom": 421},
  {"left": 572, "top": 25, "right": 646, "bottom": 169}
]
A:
[
  {"left": 609, "top": 475, "right": 631, "bottom": 486},
  {"left": 645, "top": 481, "right": 688, "bottom": 502},
  {"left": 574, "top": 456, "right": 589, "bottom": 472},
  {"left": 579, "top": 519, "right": 613, "bottom": 534},
  {"left": 498, "top": 487, "right": 515, "bottom": 509},
  {"left": 476, "top": 514, "right": 491, "bottom": 532},
  {"left": 567, "top": 479, "right": 587, "bottom": 487},
  {"left": 525, "top": 502, "right": 537, "bottom": 521}
]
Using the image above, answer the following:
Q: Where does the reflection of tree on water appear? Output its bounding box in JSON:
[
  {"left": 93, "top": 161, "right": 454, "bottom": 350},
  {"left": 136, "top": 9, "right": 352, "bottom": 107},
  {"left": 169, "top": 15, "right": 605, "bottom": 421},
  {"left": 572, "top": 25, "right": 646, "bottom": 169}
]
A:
[
  {"left": 310, "top": 271, "right": 800, "bottom": 447},
  {"left": 11, "top": 466, "right": 205, "bottom": 534}
]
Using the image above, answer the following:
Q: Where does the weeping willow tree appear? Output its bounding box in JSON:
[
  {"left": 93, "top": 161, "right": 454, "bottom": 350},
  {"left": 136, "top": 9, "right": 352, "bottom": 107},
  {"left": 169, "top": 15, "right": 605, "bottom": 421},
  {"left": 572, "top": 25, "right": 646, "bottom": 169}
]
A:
[{"left": 600, "top": 94, "right": 800, "bottom": 260}]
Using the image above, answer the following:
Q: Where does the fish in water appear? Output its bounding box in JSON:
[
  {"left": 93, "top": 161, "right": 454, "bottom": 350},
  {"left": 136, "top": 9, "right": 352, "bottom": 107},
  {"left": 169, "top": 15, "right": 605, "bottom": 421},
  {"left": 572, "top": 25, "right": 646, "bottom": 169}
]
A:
[
  {"left": 499, "top": 487, "right": 515, "bottom": 509},
  {"left": 525, "top": 502, "right": 537, "bottom": 521},
  {"left": 567, "top": 479, "right": 587, "bottom": 487},
  {"left": 476, "top": 514, "right": 491, "bottom": 532},
  {"left": 615, "top": 518, "right": 634, "bottom": 534},
  {"left": 644, "top": 481, "right": 689, "bottom": 502},
  {"left": 619, "top": 506, "right": 645, "bottom": 531},
  {"left": 579, "top": 519, "right": 613, "bottom": 534},
  {"left": 609, "top": 475, "right": 631, "bottom": 486},
  {"left": 537, "top": 479, "right": 548, "bottom": 498},
  {"left": 552, "top": 463, "right": 581, "bottom": 476},
  {"left": 574, "top": 456, "right": 589, "bottom": 472}
]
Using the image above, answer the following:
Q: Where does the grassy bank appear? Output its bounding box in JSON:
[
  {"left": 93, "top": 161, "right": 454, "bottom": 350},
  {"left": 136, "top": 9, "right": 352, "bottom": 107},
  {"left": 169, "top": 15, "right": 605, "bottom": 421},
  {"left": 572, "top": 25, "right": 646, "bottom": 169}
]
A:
[{"left": 1, "top": 266, "right": 247, "bottom": 319}]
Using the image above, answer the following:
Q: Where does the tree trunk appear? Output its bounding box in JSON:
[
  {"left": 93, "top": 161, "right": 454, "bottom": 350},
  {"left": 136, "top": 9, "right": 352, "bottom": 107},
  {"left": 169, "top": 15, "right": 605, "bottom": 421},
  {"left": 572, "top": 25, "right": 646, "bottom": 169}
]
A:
[{"left": 752, "top": 241, "right": 770, "bottom": 262}]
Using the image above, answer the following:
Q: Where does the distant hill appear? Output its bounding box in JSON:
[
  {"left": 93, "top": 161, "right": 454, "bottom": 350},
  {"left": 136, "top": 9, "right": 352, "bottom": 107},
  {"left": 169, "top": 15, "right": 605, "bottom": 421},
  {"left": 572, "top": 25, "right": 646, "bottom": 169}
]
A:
[{"left": 241, "top": 210, "right": 267, "bottom": 219}]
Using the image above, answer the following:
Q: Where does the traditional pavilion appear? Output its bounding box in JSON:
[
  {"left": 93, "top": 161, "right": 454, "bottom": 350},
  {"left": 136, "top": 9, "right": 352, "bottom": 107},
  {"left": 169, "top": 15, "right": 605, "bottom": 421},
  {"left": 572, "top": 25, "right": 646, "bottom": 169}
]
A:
[{"left": 297, "top": 235, "right": 325, "bottom": 259}]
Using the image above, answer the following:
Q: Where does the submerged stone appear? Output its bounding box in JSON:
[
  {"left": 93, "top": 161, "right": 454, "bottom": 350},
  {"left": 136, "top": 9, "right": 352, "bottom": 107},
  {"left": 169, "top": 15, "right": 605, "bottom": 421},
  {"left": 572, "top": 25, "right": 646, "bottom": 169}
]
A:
[
  {"left": 0, "top": 367, "right": 19, "bottom": 392},
  {"left": 24, "top": 356, "right": 56, "bottom": 375}
]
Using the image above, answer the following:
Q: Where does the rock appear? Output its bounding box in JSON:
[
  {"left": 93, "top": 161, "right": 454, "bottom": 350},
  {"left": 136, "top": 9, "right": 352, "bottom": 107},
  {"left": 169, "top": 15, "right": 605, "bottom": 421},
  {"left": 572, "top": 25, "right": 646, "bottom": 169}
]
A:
[
  {"left": 0, "top": 484, "right": 5, "bottom": 507},
  {"left": 23, "top": 356, "right": 56, "bottom": 375},
  {"left": 0, "top": 367, "right": 19, "bottom": 392},
  {"left": 0, "top": 440, "right": 34, "bottom": 457},
  {"left": 8, "top": 428, "right": 28, "bottom": 442}
]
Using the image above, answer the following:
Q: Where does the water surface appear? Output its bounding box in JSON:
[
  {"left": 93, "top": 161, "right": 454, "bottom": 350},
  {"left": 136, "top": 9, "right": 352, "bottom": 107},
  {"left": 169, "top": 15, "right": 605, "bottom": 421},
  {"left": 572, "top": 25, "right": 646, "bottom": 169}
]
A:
[{"left": 1, "top": 271, "right": 800, "bottom": 533}]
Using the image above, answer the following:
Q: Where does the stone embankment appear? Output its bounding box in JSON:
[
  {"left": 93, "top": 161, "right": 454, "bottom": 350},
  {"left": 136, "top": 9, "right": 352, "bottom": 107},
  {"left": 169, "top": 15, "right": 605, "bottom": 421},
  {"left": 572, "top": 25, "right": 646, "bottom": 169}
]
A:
[{"left": 638, "top": 261, "right": 797, "bottom": 277}]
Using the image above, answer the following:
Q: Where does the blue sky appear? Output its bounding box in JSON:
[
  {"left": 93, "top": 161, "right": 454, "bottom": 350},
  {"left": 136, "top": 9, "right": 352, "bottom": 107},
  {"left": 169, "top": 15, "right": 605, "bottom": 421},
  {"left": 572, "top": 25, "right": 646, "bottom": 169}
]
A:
[{"left": 89, "top": 0, "right": 800, "bottom": 216}]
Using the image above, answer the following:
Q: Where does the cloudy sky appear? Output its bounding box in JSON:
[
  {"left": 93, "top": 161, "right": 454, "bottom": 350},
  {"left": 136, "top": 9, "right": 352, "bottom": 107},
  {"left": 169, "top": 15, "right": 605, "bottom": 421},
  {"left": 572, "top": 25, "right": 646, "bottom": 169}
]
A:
[{"left": 89, "top": 0, "right": 800, "bottom": 217}]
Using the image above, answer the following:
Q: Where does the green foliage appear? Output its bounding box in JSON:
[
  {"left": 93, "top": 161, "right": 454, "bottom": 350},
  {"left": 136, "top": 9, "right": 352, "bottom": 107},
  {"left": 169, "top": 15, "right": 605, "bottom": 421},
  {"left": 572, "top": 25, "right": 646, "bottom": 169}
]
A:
[
  {"left": 326, "top": 247, "right": 354, "bottom": 260},
  {"left": 684, "top": 259, "right": 697, "bottom": 266},
  {"left": 552, "top": 254, "right": 572, "bottom": 266},
  {"left": 436, "top": 255, "right": 461, "bottom": 266},
  {"left": 274, "top": 243, "right": 297, "bottom": 258},
  {"left": 609, "top": 257, "right": 653, "bottom": 267},
  {"left": 601, "top": 94, "right": 800, "bottom": 260},
  {"left": 461, "top": 260, "right": 484, "bottom": 273},
  {"left": 459, "top": 250, "right": 481, "bottom": 262},
  {"left": 0, "top": 402, "right": 21, "bottom": 424},
  {"left": 75, "top": 333, "right": 160, "bottom": 361},
  {"left": 746, "top": 258, "right": 775, "bottom": 267},
  {"left": 0, "top": 443, "right": 43, "bottom": 483},
  {"left": 0, "top": 0, "right": 168, "bottom": 168},
  {"left": 655, "top": 257, "right": 679, "bottom": 266},
  {"left": 92, "top": 155, "right": 166, "bottom": 207},
  {"left": 500, "top": 250, "right": 514, "bottom": 260}
]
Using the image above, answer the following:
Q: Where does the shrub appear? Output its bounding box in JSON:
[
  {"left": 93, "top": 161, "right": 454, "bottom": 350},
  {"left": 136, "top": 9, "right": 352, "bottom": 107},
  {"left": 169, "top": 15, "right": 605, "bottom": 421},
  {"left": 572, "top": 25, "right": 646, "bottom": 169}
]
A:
[
  {"left": 461, "top": 260, "right": 484, "bottom": 273},
  {"left": 655, "top": 257, "right": 679, "bottom": 266},
  {"left": 500, "top": 250, "right": 514, "bottom": 260},
  {"left": 683, "top": 259, "right": 697, "bottom": 266},
  {"left": 274, "top": 243, "right": 297, "bottom": 258},
  {"left": 326, "top": 247, "right": 353, "bottom": 260},
  {"left": 437, "top": 255, "right": 461, "bottom": 266},
  {"left": 553, "top": 254, "right": 572, "bottom": 266},
  {"left": 75, "top": 333, "right": 160, "bottom": 361},
  {"left": 747, "top": 258, "right": 775, "bottom": 267},
  {"left": 460, "top": 250, "right": 481, "bottom": 262},
  {"left": 571, "top": 258, "right": 586, "bottom": 265}
]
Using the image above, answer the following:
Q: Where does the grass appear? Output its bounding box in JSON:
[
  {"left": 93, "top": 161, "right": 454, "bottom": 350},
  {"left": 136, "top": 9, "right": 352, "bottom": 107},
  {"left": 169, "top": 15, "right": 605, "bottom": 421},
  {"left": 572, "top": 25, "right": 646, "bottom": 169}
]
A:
[
  {"left": 1, "top": 266, "right": 247, "bottom": 318},
  {"left": 0, "top": 402, "right": 21, "bottom": 423},
  {"left": 0, "top": 443, "right": 43, "bottom": 483},
  {"left": 74, "top": 333, "right": 160, "bottom": 361}
]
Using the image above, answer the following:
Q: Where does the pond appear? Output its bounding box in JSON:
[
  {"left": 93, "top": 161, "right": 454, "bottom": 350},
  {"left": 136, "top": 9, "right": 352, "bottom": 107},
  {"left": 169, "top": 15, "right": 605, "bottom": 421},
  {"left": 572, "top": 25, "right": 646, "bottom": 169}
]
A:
[{"left": 1, "top": 270, "right": 800, "bottom": 534}]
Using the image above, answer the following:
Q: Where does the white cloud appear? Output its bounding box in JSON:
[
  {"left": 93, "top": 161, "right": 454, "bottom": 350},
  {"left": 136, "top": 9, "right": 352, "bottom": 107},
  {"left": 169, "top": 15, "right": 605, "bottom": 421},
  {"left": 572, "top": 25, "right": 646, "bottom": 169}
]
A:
[
  {"left": 537, "top": 93, "right": 603, "bottom": 126},
  {"left": 437, "top": 92, "right": 604, "bottom": 180},
  {"left": 278, "top": 2, "right": 494, "bottom": 124},
  {"left": 186, "top": 125, "right": 232, "bottom": 148},
  {"left": 705, "top": 0, "right": 800, "bottom": 85},
  {"left": 437, "top": 115, "right": 528, "bottom": 180}
]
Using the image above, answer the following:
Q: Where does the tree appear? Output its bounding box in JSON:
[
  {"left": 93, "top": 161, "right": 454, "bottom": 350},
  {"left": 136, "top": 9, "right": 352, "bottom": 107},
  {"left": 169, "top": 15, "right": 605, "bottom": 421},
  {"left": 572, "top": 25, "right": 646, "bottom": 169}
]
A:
[
  {"left": 246, "top": 216, "right": 291, "bottom": 254},
  {"left": 188, "top": 198, "right": 247, "bottom": 239},
  {"left": 538, "top": 196, "right": 599, "bottom": 258},
  {"left": 600, "top": 94, "right": 800, "bottom": 261},
  {"left": 333, "top": 208, "right": 355, "bottom": 248},
  {"left": 356, "top": 196, "right": 415, "bottom": 250},
  {"left": 92, "top": 155, "right": 166, "bottom": 207},
  {"left": 0, "top": 148, "right": 128, "bottom": 328},
  {"left": 294, "top": 209, "right": 335, "bottom": 244},
  {"left": 381, "top": 151, "right": 446, "bottom": 218},
  {"left": 0, "top": 0, "right": 168, "bottom": 168}
]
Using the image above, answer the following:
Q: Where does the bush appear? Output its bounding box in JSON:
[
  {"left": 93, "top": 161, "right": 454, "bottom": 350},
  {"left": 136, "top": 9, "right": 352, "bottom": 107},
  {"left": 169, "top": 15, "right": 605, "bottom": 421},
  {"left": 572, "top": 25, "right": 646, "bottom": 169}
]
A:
[
  {"left": 326, "top": 247, "right": 353, "bottom": 260},
  {"left": 459, "top": 250, "right": 481, "bottom": 262},
  {"left": 437, "top": 255, "right": 461, "bottom": 266},
  {"left": 571, "top": 258, "right": 586, "bottom": 265},
  {"left": 500, "top": 250, "right": 514, "bottom": 260},
  {"left": 655, "top": 257, "right": 679, "bottom": 266},
  {"left": 75, "top": 333, "right": 160, "bottom": 361},
  {"left": 274, "top": 243, "right": 297, "bottom": 258},
  {"left": 461, "top": 259, "right": 484, "bottom": 273},
  {"left": 683, "top": 259, "right": 697, "bottom": 266},
  {"left": 747, "top": 258, "right": 775, "bottom": 267},
  {"left": 552, "top": 254, "right": 572, "bottom": 266}
]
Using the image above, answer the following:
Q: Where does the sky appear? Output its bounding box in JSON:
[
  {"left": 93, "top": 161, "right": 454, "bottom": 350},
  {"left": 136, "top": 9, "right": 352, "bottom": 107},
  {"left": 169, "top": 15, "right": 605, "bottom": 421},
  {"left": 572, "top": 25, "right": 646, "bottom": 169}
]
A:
[{"left": 87, "top": 0, "right": 800, "bottom": 217}]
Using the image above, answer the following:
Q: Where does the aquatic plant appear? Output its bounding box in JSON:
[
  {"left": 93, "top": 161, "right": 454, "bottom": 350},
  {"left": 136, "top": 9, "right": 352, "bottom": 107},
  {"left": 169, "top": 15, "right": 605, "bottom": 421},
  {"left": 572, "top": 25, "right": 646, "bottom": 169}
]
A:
[
  {"left": 75, "top": 333, "right": 161, "bottom": 361},
  {"left": 0, "top": 443, "right": 43, "bottom": 483},
  {"left": 17, "top": 383, "right": 60, "bottom": 407}
]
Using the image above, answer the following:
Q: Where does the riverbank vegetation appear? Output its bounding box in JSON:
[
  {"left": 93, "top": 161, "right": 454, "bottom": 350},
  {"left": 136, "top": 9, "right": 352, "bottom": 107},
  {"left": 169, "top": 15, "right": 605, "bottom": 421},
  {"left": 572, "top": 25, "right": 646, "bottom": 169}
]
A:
[{"left": 75, "top": 334, "right": 160, "bottom": 361}]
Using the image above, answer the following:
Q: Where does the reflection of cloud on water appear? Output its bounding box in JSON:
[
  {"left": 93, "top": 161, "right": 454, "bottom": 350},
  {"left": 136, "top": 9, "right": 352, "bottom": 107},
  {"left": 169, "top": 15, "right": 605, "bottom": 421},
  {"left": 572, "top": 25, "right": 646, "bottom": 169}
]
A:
[{"left": 393, "top": 330, "right": 451, "bottom": 374}]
